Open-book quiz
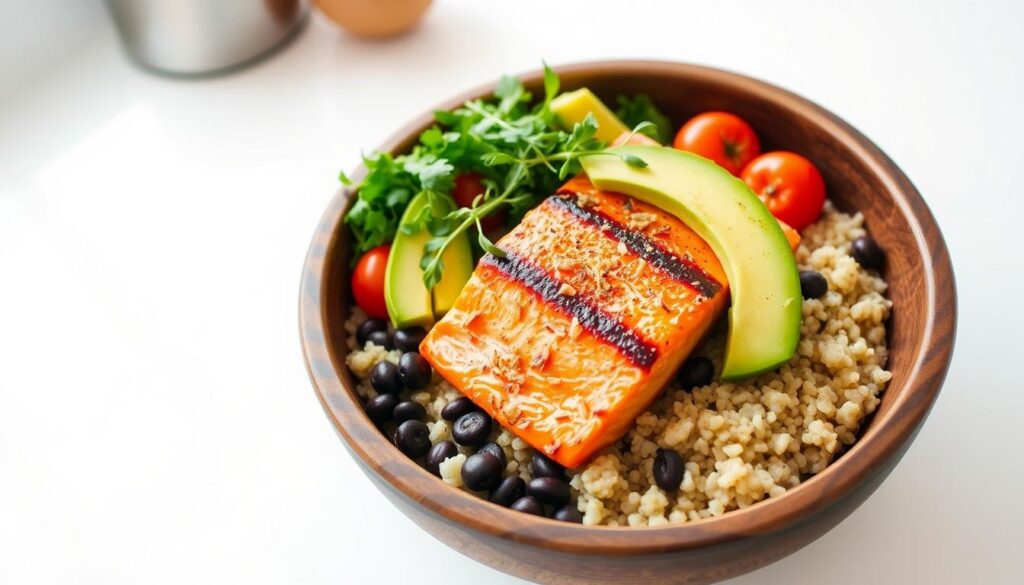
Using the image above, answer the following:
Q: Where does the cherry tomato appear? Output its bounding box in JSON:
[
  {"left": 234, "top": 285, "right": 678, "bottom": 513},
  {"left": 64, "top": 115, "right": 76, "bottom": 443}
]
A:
[
  {"left": 452, "top": 172, "right": 505, "bottom": 232},
  {"left": 741, "top": 151, "right": 826, "bottom": 231},
  {"left": 352, "top": 244, "right": 390, "bottom": 319},
  {"left": 673, "top": 112, "right": 761, "bottom": 176}
]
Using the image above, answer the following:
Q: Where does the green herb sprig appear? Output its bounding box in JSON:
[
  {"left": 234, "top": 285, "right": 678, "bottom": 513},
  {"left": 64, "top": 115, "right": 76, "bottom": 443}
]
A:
[
  {"left": 417, "top": 117, "right": 655, "bottom": 288},
  {"left": 342, "top": 64, "right": 661, "bottom": 288}
]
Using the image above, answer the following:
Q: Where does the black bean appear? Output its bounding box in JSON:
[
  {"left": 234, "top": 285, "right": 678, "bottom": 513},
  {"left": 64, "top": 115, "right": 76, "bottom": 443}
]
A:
[
  {"left": 527, "top": 477, "right": 571, "bottom": 506},
  {"left": 799, "top": 270, "right": 829, "bottom": 299},
  {"left": 392, "top": 400, "right": 426, "bottom": 423},
  {"left": 366, "top": 329, "right": 393, "bottom": 350},
  {"left": 461, "top": 452, "right": 502, "bottom": 491},
  {"left": 424, "top": 440, "right": 458, "bottom": 476},
  {"left": 509, "top": 496, "right": 545, "bottom": 516},
  {"left": 677, "top": 356, "right": 714, "bottom": 388},
  {"left": 489, "top": 476, "right": 526, "bottom": 507},
  {"left": 393, "top": 327, "right": 427, "bottom": 353},
  {"left": 654, "top": 448, "right": 684, "bottom": 491},
  {"left": 452, "top": 411, "right": 491, "bottom": 447},
  {"left": 441, "top": 396, "right": 479, "bottom": 421},
  {"left": 851, "top": 235, "right": 885, "bottom": 270},
  {"left": 365, "top": 393, "right": 399, "bottom": 424},
  {"left": 398, "top": 352, "right": 432, "bottom": 390},
  {"left": 552, "top": 505, "right": 582, "bottom": 523},
  {"left": 477, "top": 442, "right": 507, "bottom": 468},
  {"left": 530, "top": 453, "right": 566, "bottom": 481},
  {"left": 370, "top": 361, "right": 402, "bottom": 395},
  {"left": 394, "top": 420, "right": 431, "bottom": 458},
  {"left": 356, "top": 318, "right": 388, "bottom": 345}
]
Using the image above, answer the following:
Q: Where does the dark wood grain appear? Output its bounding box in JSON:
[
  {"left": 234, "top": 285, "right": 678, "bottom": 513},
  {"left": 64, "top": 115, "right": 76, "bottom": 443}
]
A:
[{"left": 299, "top": 61, "right": 957, "bottom": 584}]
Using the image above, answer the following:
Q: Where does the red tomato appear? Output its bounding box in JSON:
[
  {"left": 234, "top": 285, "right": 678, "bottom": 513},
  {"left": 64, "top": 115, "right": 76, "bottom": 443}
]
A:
[
  {"left": 452, "top": 172, "right": 505, "bottom": 231},
  {"left": 673, "top": 112, "right": 761, "bottom": 176},
  {"left": 352, "top": 244, "right": 390, "bottom": 319},
  {"left": 741, "top": 151, "right": 826, "bottom": 230}
]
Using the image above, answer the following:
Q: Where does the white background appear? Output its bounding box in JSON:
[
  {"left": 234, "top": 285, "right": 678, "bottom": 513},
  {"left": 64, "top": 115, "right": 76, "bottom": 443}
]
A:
[{"left": 1, "top": 1, "right": 1021, "bottom": 583}]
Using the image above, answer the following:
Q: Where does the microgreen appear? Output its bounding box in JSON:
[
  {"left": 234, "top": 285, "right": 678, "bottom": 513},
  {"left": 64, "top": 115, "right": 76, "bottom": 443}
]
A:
[{"left": 343, "top": 63, "right": 652, "bottom": 287}]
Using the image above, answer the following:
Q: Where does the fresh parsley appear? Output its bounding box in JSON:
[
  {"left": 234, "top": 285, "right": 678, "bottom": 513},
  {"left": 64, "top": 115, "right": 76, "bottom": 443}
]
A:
[{"left": 342, "top": 64, "right": 652, "bottom": 288}]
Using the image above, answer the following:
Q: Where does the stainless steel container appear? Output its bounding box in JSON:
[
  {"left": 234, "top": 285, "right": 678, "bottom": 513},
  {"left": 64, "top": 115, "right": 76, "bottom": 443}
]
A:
[{"left": 106, "top": 0, "right": 307, "bottom": 76}]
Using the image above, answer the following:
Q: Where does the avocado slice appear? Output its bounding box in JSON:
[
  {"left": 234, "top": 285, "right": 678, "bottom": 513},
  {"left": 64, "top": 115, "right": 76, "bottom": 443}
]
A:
[
  {"left": 580, "top": 145, "right": 801, "bottom": 380},
  {"left": 429, "top": 218, "right": 474, "bottom": 318},
  {"left": 385, "top": 192, "right": 473, "bottom": 328},
  {"left": 551, "top": 88, "right": 630, "bottom": 144}
]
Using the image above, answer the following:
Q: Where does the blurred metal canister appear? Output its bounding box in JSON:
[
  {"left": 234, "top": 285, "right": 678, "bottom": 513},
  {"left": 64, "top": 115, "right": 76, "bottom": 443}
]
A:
[{"left": 106, "top": 0, "right": 307, "bottom": 75}]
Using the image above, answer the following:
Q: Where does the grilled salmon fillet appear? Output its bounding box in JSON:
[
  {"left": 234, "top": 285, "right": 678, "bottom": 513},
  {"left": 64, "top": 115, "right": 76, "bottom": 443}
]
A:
[{"left": 420, "top": 175, "right": 796, "bottom": 468}]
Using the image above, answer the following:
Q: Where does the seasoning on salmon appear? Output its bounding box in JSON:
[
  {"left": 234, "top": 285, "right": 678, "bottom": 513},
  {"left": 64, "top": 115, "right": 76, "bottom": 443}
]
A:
[{"left": 420, "top": 176, "right": 797, "bottom": 469}]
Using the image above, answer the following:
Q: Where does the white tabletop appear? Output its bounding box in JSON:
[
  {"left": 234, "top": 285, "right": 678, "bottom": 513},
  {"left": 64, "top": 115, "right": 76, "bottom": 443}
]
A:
[{"left": 1, "top": 1, "right": 1021, "bottom": 583}]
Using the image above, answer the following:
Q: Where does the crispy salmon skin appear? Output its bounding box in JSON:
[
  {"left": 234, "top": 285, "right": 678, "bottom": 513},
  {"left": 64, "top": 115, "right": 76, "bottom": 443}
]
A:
[{"left": 420, "top": 176, "right": 754, "bottom": 468}]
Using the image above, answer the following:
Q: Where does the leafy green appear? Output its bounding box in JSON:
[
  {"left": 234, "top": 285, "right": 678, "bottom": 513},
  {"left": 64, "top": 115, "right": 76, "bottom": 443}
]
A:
[
  {"left": 621, "top": 153, "right": 649, "bottom": 169},
  {"left": 343, "top": 153, "right": 419, "bottom": 255},
  {"left": 615, "top": 94, "right": 673, "bottom": 143},
  {"left": 342, "top": 63, "right": 650, "bottom": 287},
  {"left": 403, "top": 156, "right": 454, "bottom": 193},
  {"left": 542, "top": 63, "right": 560, "bottom": 108}
]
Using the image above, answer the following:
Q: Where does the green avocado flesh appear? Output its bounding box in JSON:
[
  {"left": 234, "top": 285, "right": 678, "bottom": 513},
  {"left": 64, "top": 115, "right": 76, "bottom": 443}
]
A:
[
  {"left": 385, "top": 192, "right": 473, "bottom": 328},
  {"left": 580, "top": 145, "right": 801, "bottom": 380}
]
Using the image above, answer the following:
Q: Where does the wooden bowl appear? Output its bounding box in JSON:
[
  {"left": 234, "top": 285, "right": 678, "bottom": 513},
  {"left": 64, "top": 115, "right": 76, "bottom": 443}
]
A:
[{"left": 299, "top": 61, "right": 956, "bottom": 584}]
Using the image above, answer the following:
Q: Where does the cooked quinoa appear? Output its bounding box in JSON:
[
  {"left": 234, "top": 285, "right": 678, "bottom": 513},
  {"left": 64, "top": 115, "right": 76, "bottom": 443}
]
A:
[{"left": 345, "top": 203, "right": 891, "bottom": 526}]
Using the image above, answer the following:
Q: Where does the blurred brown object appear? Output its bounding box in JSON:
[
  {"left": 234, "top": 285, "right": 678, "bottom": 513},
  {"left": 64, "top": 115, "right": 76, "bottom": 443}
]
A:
[{"left": 315, "top": 0, "right": 431, "bottom": 38}]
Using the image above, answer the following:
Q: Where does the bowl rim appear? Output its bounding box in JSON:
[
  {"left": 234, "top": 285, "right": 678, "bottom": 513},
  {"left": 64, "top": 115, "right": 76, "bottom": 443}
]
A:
[{"left": 299, "top": 60, "right": 956, "bottom": 555}]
